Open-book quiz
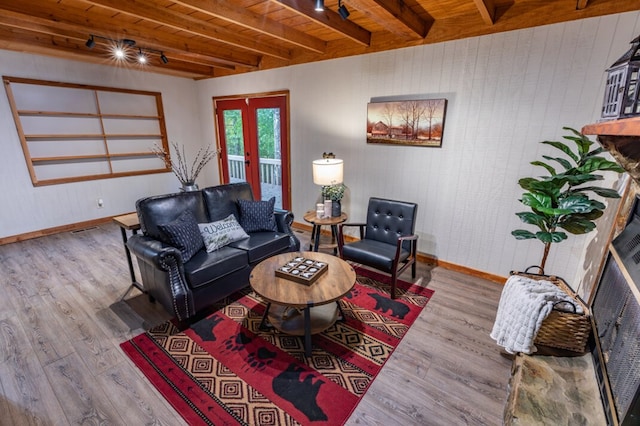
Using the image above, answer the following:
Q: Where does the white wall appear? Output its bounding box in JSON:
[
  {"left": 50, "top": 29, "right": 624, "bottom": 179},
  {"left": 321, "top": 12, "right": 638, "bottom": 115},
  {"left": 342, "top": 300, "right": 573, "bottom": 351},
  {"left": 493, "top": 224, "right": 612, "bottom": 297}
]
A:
[
  {"left": 2, "top": 12, "right": 639, "bottom": 292},
  {"left": 195, "top": 11, "right": 640, "bottom": 291},
  {"left": 0, "top": 51, "right": 212, "bottom": 238}
]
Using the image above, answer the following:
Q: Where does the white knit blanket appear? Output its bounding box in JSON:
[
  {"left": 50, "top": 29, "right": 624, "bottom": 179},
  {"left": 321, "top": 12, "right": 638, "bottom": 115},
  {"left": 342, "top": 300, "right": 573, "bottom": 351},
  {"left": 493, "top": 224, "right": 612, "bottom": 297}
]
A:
[{"left": 490, "top": 275, "right": 583, "bottom": 354}]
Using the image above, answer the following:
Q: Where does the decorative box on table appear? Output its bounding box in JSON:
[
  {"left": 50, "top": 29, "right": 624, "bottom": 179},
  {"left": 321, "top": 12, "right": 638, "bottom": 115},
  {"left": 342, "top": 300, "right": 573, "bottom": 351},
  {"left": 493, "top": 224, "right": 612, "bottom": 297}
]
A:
[{"left": 275, "top": 256, "right": 328, "bottom": 285}]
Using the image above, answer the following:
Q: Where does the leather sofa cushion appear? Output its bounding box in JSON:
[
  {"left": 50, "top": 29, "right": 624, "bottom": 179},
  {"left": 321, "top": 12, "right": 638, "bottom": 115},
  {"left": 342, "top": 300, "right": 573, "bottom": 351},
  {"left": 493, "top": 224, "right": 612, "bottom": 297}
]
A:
[
  {"left": 341, "top": 239, "right": 410, "bottom": 273},
  {"left": 136, "top": 191, "right": 209, "bottom": 241},
  {"left": 202, "top": 182, "right": 254, "bottom": 222},
  {"left": 184, "top": 245, "right": 248, "bottom": 289},
  {"left": 229, "top": 232, "right": 290, "bottom": 264}
]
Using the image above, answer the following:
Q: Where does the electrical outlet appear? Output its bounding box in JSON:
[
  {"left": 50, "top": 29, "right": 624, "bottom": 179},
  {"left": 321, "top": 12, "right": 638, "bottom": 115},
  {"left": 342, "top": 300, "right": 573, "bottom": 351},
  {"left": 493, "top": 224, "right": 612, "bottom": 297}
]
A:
[{"left": 97, "top": 198, "right": 104, "bottom": 208}]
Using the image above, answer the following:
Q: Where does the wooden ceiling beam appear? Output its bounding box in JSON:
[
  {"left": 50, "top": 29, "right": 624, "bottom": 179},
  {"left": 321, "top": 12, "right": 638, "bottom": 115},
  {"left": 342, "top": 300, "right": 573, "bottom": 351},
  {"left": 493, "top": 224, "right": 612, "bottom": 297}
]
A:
[
  {"left": 82, "top": 0, "right": 292, "bottom": 60},
  {"left": 369, "top": 0, "right": 434, "bottom": 38},
  {"left": 472, "top": 0, "right": 496, "bottom": 25},
  {"left": 0, "top": 27, "right": 216, "bottom": 78},
  {"left": 173, "top": 0, "right": 326, "bottom": 54},
  {"left": 0, "top": 0, "right": 261, "bottom": 69},
  {"left": 0, "top": 13, "right": 238, "bottom": 71},
  {"left": 274, "top": 0, "right": 371, "bottom": 47}
]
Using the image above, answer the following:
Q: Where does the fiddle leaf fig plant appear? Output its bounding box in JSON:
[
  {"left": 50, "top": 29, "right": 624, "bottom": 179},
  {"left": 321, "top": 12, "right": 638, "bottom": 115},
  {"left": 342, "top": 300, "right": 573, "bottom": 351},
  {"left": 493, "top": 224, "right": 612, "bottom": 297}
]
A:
[{"left": 512, "top": 127, "right": 624, "bottom": 270}]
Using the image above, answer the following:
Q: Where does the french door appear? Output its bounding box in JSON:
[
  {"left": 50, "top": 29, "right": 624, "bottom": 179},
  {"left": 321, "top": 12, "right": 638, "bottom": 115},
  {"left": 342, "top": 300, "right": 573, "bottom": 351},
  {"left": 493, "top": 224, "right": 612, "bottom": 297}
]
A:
[{"left": 214, "top": 93, "right": 290, "bottom": 210}]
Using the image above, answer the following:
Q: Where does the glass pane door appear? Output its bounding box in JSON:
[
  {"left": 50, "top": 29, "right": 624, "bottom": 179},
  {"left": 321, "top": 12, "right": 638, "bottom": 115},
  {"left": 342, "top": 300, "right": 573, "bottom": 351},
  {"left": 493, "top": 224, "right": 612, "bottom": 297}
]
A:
[
  {"left": 255, "top": 106, "right": 283, "bottom": 208},
  {"left": 222, "top": 108, "right": 246, "bottom": 184}
]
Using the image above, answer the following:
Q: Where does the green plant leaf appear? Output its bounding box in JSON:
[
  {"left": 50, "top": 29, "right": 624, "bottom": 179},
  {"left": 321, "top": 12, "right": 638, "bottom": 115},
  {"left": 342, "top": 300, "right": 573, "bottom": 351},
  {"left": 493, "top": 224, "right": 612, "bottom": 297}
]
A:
[
  {"left": 531, "top": 160, "right": 557, "bottom": 176},
  {"left": 557, "top": 194, "right": 601, "bottom": 214},
  {"left": 536, "top": 231, "right": 568, "bottom": 243},
  {"left": 574, "top": 186, "right": 621, "bottom": 198},
  {"left": 542, "top": 155, "right": 573, "bottom": 171},
  {"left": 551, "top": 173, "right": 601, "bottom": 186},
  {"left": 518, "top": 178, "right": 561, "bottom": 198},
  {"left": 542, "top": 140, "right": 579, "bottom": 163},
  {"left": 512, "top": 230, "right": 537, "bottom": 240},
  {"left": 515, "top": 212, "right": 547, "bottom": 230},
  {"left": 562, "top": 127, "right": 592, "bottom": 156},
  {"left": 579, "top": 157, "right": 625, "bottom": 173},
  {"left": 521, "top": 192, "right": 552, "bottom": 209},
  {"left": 558, "top": 216, "right": 597, "bottom": 234}
]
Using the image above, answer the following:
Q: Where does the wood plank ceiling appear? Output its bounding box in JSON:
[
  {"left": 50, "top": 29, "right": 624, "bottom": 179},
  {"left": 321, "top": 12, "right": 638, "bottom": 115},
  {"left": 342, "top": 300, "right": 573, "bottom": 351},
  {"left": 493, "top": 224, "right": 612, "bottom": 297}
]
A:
[{"left": 0, "top": 0, "right": 638, "bottom": 80}]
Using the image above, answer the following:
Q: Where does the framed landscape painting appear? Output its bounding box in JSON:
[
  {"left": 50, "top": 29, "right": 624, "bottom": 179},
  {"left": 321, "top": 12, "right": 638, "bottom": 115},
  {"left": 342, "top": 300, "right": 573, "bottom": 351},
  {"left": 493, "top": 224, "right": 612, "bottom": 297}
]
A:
[{"left": 366, "top": 98, "right": 447, "bottom": 147}]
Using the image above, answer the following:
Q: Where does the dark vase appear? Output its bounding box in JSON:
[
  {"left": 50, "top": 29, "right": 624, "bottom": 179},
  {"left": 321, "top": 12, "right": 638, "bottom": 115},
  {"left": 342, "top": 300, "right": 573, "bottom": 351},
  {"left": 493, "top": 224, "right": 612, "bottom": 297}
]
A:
[{"left": 331, "top": 200, "right": 341, "bottom": 217}]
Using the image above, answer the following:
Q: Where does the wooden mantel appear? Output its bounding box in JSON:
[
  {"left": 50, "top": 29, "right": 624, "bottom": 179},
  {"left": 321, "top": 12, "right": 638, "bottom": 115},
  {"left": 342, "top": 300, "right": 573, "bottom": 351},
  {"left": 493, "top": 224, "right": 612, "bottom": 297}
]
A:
[
  {"left": 582, "top": 116, "right": 640, "bottom": 136},
  {"left": 582, "top": 117, "right": 640, "bottom": 183}
]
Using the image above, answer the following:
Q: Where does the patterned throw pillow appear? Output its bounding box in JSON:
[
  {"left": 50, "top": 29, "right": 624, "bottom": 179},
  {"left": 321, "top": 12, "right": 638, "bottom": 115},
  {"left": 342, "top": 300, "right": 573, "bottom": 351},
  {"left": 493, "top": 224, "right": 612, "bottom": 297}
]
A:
[
  {"left": 198, "top": 214, "right": 250, "bottom": 252},
  {"left": 238, "top": 197, "right": 277, "bottom": 233},
  {"left": 158, "top": 210, "right": 204, "bottom": 262}
]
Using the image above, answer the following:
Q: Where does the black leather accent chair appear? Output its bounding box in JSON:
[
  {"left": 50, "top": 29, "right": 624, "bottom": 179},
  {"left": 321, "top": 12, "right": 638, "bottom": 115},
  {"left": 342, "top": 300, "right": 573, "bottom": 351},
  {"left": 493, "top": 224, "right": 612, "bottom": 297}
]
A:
[{"left": 337, "top": 197, "right": 418, "bottom": 299}]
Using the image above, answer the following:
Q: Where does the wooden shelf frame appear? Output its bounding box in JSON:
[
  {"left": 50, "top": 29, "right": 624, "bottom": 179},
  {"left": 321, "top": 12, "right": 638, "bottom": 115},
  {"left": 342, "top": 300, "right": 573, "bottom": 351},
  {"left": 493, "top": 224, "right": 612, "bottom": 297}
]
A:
[{"left": 3, "top": 76, "right": 171, "bottom": 186}]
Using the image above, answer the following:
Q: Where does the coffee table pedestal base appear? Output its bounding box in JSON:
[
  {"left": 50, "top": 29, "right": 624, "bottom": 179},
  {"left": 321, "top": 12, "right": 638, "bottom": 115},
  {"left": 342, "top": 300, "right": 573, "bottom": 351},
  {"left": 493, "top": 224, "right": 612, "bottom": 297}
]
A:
[{"left": 261, "top": 303, "right": 341, "bottom": 356}]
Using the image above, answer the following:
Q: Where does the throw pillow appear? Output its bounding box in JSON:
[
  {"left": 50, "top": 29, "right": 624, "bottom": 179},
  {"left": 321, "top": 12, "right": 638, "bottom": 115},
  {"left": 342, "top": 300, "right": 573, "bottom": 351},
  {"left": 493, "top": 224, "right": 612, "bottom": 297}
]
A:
[
  {"left": 198, "top": 214, "right": 250, "bottom": 252},
  {"left": 158, "top": 210, "right": 204, "bottom": 262},
  {"left": 238, "top": 197, "right": 277, "bottom": 233}
]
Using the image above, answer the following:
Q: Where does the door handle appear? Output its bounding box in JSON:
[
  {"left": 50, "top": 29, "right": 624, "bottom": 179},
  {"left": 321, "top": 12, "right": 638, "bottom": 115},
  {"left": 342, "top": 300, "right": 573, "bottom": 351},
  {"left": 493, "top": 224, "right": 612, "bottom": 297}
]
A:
[{"left": 245, "top": 160, "right": 250, "bottom": 165}]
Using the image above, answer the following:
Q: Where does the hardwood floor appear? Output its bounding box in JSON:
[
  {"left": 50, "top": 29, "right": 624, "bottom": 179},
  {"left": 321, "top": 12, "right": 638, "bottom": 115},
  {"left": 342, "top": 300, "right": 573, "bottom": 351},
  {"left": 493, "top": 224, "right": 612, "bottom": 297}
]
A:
[{"left": 0, "top": 223, "right": 511, "bottom": 425}]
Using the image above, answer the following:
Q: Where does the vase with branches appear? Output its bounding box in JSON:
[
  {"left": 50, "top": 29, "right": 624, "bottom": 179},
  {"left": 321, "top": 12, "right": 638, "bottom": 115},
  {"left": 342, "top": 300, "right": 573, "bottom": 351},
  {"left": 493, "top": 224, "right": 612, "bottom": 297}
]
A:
[
  {"left": 153, "top": 141, "right": 220, "bottom": 191},
  {"left": 512, "top": 127, "right": 624, "bottom": 271}
]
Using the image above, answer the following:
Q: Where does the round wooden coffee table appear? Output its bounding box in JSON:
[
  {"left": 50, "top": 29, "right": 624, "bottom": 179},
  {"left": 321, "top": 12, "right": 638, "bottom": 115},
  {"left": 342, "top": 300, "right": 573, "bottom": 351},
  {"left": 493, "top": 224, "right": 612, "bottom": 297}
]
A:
[{"left": 250, "top": 251, "right": 356, "bottom": 356}]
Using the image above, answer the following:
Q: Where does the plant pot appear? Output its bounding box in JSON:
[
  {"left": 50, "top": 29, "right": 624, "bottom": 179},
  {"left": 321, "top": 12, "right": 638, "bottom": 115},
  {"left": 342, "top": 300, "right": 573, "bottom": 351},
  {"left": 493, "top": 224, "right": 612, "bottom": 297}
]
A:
[{"left": 331, "top": 200, "right": 341, "bottom": 217}]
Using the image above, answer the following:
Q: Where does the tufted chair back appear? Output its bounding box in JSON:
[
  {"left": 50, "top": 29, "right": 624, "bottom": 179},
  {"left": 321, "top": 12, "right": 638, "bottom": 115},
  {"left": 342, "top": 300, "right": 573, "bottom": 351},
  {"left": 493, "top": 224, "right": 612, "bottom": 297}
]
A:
[{"left": 364, "top": 197, "right": 417, "bottom": 247}]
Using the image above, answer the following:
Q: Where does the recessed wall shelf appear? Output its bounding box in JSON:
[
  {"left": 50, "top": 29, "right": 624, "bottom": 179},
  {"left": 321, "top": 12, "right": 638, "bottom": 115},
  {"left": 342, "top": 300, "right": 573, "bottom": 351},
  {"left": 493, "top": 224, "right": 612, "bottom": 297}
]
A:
[{"left": 3, "top": 76, "right": 171, "bottom": 186}]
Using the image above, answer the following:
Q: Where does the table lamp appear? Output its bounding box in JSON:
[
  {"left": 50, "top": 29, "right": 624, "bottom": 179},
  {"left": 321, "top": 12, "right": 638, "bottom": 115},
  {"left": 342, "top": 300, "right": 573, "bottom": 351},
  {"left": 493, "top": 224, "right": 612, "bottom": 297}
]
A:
[{"left": 312, "top": 154, "right": 343, "bottom": 217}]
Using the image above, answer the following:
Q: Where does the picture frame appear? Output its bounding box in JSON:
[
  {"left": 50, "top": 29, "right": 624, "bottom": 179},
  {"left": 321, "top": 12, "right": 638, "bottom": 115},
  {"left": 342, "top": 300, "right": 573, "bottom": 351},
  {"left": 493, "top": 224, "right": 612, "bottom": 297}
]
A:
[{"left": 366, "top": 98, "right": 447, "bottom": 147}]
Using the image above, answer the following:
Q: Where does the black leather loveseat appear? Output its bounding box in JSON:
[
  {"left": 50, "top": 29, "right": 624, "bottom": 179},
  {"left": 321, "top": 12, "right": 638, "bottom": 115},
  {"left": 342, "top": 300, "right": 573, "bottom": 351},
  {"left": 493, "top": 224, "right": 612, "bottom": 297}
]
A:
[{"left": 127, "top": 182, "right": 300, "bottom": 321}]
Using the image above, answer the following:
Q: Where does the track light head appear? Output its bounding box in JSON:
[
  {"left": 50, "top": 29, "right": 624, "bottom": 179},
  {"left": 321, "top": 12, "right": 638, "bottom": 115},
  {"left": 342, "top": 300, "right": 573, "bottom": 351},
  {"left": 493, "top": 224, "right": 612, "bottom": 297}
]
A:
[
  {"left": 85, "top": 36, "right": 95, "bottom": 49},
  {"left": 160, "top": 53, "right": 169, "bottom": 64},
  {"left": 338, "top": 1, "right": 350, "bottom": 20},
  {"left": 314, "top": 0, "right": 324, "bottom": 12},
  {"left": 137, "top": 49, "right": 147, "bottom": 64},
  {"left": 114, "top": 46, "right": 126, "bottom": 59}
]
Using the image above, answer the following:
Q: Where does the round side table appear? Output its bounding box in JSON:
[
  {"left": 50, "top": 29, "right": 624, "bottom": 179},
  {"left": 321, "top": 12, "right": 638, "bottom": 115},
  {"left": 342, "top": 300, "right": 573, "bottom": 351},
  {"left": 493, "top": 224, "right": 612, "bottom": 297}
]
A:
[{"left": 303, "top": 210, "right": 348, "bottom": 255}]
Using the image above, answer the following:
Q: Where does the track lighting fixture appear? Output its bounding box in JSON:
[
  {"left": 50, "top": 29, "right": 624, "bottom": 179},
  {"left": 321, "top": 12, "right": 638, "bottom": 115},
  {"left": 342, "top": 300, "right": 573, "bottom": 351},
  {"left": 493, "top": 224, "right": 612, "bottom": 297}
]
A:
[
  {"left": 85, "top": 34, "right": 168, "bottom": 65},
  {"left": 315, "top": 0, "right": 324, "bottom": 12},
  {"left": 338, "top": 0, "right": 350, "bottom": 20}
]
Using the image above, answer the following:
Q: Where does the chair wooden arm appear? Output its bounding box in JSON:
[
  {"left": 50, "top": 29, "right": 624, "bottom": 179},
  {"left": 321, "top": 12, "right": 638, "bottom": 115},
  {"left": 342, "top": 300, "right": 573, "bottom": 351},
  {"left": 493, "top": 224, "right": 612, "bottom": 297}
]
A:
[
  {"left": 337, "top": 222, "right": 366, "bottom": 256},
  {"left": 395, "top": 234, "right": 419, "bottom": 261}
]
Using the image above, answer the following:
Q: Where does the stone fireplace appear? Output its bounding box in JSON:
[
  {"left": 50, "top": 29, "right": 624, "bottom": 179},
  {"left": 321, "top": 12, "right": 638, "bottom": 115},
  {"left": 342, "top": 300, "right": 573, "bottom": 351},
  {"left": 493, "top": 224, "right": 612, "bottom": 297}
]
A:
[{"left": 583, "top": 117, "right": 640, "bottom": 425}]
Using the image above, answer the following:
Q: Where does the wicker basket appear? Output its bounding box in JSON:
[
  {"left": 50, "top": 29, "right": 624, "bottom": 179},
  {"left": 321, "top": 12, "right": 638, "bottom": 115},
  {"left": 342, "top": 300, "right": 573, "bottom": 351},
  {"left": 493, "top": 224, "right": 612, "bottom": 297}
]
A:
[{"left": 510, "top": 267, "right": 592, "bottom": 354}]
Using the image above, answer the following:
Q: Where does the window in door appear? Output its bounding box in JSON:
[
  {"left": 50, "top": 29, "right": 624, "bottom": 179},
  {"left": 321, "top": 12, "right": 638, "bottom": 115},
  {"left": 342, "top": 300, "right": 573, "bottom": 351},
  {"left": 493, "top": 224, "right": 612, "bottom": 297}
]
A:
[{"left": 214, "top": 93, "right": 290, "bottom": 210}]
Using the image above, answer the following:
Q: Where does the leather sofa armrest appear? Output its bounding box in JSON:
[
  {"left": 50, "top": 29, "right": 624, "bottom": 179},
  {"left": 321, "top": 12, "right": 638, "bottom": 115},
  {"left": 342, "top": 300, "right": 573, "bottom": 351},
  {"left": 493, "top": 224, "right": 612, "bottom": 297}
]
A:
[
  {"left": 126, "top": 234, "right": 183, "bottom": 270},
  {"left": 274, "top": 208, "right": 300, "bottom": 251}
]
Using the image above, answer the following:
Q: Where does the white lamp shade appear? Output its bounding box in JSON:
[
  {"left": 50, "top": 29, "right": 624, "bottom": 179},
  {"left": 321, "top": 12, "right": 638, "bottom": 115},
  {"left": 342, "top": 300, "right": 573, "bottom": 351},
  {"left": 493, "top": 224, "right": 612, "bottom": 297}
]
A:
[{"left": 312, "top": 158, "right": 344, "bottom": 185}]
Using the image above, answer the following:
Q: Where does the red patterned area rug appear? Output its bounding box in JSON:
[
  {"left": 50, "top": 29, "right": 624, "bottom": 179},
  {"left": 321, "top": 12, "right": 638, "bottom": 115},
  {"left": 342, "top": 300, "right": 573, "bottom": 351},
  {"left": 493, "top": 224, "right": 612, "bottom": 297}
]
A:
[{"left": 121, "top": 267, "right": 434, "bottom": 425}]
